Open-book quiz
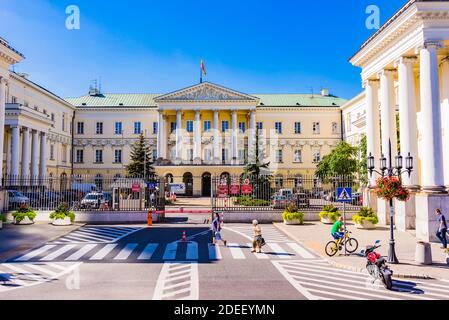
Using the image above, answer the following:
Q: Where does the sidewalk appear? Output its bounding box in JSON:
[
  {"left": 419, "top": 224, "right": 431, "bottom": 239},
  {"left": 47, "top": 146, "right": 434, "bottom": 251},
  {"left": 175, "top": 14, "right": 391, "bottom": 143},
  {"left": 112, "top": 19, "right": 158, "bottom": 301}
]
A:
[
  {"left": 0, "top": 222, "right": 83, "bottom": 262},
  {"left": 274, "top": 222, "right": 449, "bottom": 280}
]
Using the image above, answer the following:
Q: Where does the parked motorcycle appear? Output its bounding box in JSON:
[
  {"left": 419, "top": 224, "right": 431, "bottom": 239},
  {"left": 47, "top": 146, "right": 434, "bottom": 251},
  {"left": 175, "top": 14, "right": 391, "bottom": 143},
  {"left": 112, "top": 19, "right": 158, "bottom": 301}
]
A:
[{"left": 361, "top": 240, "right": 393, "bottom": 290}]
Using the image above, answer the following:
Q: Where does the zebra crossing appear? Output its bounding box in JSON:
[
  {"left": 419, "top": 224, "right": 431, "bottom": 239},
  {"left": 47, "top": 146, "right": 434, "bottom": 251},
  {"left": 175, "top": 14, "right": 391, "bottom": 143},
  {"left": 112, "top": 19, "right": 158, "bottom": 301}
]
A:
[
  {"left": 272, "top": 259, "right": 449, "bottom": 300},
  {"left": 49, "top": 226, "right": 142, "bottom": 244},
  {"left": 153, "top": 262, "right": 199, "bottom": 300},
  {"left": 0, "top": 262, "right": 82, "bottom": 293},
  {"left": 225, "top": 225, "right": 292, "bottom": 243},
  {"left": 10, "top": 241, "right": 318, "bottom": 263}
]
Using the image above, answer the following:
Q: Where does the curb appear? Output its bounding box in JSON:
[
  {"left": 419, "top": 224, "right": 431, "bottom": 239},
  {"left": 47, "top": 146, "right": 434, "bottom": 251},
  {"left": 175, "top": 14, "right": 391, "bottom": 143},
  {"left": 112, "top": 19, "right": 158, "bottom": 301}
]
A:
[{"left": 272, "top": 223, "right": 438, "bottom": 281}]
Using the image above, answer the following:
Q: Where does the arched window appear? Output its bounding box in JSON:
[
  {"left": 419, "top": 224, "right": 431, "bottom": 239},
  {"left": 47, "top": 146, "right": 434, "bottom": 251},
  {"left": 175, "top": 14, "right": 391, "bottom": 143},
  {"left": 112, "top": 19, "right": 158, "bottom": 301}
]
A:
[
  {"left": 275, "top": 174, "right": 284, "bottom": 188},
  {"left": 95, "top": 174, "right": 104, "bottom": 190},
  {"left": 60, "top": 173, "right": 68, "bottom": 191},
  {"left": 165, "top": 174, "right": 174, "bottom": 184}
]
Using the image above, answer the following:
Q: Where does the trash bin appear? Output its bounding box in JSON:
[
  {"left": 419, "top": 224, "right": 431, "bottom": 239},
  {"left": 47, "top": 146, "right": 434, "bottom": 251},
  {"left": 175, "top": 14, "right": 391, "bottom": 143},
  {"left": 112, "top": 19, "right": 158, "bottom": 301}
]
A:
[{"left": 415, "top": 241, "right": 432, "bottom": 265}]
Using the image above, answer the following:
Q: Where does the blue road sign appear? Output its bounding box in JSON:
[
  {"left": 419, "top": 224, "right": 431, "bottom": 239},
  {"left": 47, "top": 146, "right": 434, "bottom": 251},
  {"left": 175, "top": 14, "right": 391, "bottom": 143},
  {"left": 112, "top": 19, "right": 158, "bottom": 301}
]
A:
[
  {"left": 336, "top": 187, "right": 353, "bottom": 203},
  {"left": 147, "top": 182, "right": 157, "bottom": 189}
]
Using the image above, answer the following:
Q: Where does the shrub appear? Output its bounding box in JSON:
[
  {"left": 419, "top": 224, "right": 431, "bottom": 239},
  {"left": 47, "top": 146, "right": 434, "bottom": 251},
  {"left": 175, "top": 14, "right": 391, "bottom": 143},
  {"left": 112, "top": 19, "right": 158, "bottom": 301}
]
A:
[
  {"left": 282, "top": 211, "right": 304, "bottom": 223},
  {"left": 235, "top": 196, "right": 270, "bottom": 207},
  {"left": 50, "top": 203, "right": 76, "bottom": 222},
  {"left": 0, "top": 214, "right": 6, "bottom": 223},
  {"left": 319, "top": 205, "right": 341, "bottom": 222},
  {"left": 285, "top": 203, "right": 299, "bottom": 213},
  {"left": 352, "top": 207, "right": 379, "bottom": 225},
  {"left": 12, "top": 204, "right": 37, "bottom": 223}
]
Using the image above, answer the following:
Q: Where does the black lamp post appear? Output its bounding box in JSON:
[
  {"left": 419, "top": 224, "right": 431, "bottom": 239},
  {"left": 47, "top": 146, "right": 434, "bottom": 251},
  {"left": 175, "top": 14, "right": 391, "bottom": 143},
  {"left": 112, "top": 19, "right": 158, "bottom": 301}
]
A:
[{"left": 367, "top": 139, "right": 413, "bottom": 264}]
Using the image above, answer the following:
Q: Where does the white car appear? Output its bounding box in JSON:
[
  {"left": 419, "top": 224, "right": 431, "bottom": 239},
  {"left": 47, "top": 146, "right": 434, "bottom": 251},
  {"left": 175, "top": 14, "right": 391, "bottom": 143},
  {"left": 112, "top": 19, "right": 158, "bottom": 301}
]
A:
[{"left": 80, "top": 192, "right": 105, "bottom": 209}]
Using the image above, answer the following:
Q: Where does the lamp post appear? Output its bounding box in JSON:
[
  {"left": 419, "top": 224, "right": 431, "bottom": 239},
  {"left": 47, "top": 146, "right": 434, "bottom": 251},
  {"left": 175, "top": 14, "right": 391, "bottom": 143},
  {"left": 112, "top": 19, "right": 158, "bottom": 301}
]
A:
[{"left": 367, "top": 139, "right": 413, "bottom": 264}]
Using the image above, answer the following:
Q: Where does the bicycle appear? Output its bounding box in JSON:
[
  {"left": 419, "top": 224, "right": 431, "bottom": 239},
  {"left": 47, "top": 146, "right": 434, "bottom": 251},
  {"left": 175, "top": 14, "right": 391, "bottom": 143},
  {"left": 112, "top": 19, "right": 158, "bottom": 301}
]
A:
[{"left": 325, "top": 230, "right": 359, "bottom": 257}]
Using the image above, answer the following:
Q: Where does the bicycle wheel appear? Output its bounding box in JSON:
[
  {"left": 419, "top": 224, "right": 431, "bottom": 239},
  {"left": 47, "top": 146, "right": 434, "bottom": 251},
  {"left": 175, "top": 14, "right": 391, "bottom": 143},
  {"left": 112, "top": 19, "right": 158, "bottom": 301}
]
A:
[
  {"left": 325, "top": 241, "right": 339, "bottom": 257},
  {"left": 345, "top": 237, "right": 359, "bottom": 253}
]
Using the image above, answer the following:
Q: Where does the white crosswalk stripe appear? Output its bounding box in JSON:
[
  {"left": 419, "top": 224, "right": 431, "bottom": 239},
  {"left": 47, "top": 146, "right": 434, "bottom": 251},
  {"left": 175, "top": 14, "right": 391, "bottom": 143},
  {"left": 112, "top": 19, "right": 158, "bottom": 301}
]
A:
[
  {"left": 114, "top": 243, "right": 138, "bottom": 260},
  {"left": 89, "top": 244, "right": 118, "bottom": 260},
  {"left": 14, "top": 245, "right": 57, "bottom": 262},
  {"left": 226, "top": 225, "right": 291, "bottom": 243},
  {"left": 40, "top": 245, "right": 77, "bottom": 261},
  {"left": 137, "top": 244, "right": 158, "bottom": 260},
  {"left": 50, "top": 227, "right": 142, "bottom": 244},
  {"left": 153, "top": 262, "right": 199, "bottom": 300},
  {"left": 228, "top": 243, "right": 246, "bottom": 259},
  {"left": 208, "top": 244, "right": 222, "bottom": 261},
  {"left": 272, "top": 260, "right": 449, "bottom": 300},
  {"left": 65, "top": 244, "right": 98, "bottom": 261}
]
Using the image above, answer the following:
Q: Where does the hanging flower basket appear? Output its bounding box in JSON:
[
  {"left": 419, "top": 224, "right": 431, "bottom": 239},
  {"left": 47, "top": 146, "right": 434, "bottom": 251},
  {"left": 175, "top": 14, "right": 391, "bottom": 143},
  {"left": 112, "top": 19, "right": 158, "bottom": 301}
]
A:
[{"left": 375, "top": 176, "right": 410, "bottom": 202}]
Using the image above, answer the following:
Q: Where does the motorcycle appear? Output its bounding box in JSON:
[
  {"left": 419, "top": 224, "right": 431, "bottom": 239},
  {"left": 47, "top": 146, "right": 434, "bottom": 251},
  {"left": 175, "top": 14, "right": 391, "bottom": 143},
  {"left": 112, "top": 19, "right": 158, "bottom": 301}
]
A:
[{"left": 361, "top": 240, "right": 393, "bottom": 290}]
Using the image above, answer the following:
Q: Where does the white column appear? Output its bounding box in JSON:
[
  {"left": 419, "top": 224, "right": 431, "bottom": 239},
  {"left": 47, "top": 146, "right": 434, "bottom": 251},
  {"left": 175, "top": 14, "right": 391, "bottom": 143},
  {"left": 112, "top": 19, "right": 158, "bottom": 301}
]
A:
[
  {"left": 441, "top": 57, "right": 449, "bottom": 190},
  {"left": 419, "top": 41, "right": 445, "bottom": 192},
  {"left": 10, "top": 125, "right": 20, "bottom": 178},
  {"left": 379, "top": 69, "right": 398, "bottom": 163},
  {"left": 213, "top": 110, "right": 220, "bottom": 163},
  {"left": 231, "top": 110, "right": 238, "bottom": 164},
  {"left": 21, "top": 127, "right": 30, "bottom": 179},
  {"left": 397, "top": 56, "right": 419, "bottom": 188},
  {"left": 157, "top": 111, "right": 163, "bottom": 158},
  {"left": 175, "top": 110, "right": 183, "bottom": 161},
  {"left": 30, "top": 129, "right": 39, "bottom": 179},
  {"left": 194, "top": 110, "right": 202, "bottom": 161},
  {"left": 39, "top": 131, "right": 47, "bottom": 179},
  {"left": 248, "top": 110, "right": 256, "bottom": 162},
  {"left": 161, "top": 115, "right": 167, "bottom": 159},
  {"left": 0, "top": 78, "right": 6, "bottom": 185},
  {"left": 364, "top": 79, "right": 381, "bottom": 187}
]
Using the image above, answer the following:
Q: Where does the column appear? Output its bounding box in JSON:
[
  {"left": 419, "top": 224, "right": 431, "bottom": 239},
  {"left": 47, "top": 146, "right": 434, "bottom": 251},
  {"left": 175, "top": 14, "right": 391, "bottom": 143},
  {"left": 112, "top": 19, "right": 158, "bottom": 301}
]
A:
[
  {"left": 21, "top": 127, "right": 30, "bottom": 179},
  {"left": 419, "top": 41, "right": 445, "bottom": 192},
  {"left": 175, "top": 110, "right": 183, "bottom": 161},
  {"left": 231, "top": 110, "right": 238, "bottom": 164},
  {"left": 379, "top": 69, "right": 398, "bottom": 163},
  {"left": 161, "top": 115, "right": 167, "bottom": 159},
  {"left": 397, "top": 57, "right": 419, "bottom": 188},
  {"left": 364, "top": 79, "right": 381, "bottom": 187},
  {"left": 193, "top": 110, "right": 202, "bottom": 162},
  {"left": 30, "top": 129, "right": 39, "bottom": 179},
  {"left": 10, "top": 125, "right": 20, "bottom": 178},
  {"left": 440, "top": 57, "right": 449, "bottom": 190},
  {"left": 157, "top": 111, "right": 163, "bottom": 159},
  {"left": 39, "top": 132, "right": 47, "bottom": 179},
  {"left": 0, "top": 77, "right": 6, "bottom": 185},
  {"left": 248, "top": 110, "right": 256, "bottom": 162},
  {"left": 213, "top": 110, "right": 220, "bottom": 163}
]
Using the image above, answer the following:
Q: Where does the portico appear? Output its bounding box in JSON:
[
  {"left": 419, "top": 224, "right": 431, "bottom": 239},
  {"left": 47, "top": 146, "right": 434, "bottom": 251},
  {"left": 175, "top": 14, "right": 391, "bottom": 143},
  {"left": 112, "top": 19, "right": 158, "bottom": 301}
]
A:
[{"left": 350, "top": 0, "right": 449, "bottom": 241}]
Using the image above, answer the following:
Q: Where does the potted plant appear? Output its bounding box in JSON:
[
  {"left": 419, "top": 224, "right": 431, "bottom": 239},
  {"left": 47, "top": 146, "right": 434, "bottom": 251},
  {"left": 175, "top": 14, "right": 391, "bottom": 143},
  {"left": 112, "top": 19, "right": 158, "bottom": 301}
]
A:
[
  {"left": 376, "top": 176, "right": 410, "bottom": 202},
  {"left": 352, "top": 207, "right": 379, "bottom": 230},
  {"left": 282, "top": 203, "right": 304, "bottom": 225},
  {"left": 319, "top": 205, "right": 341, "bottom": 224},
  {"left": 12, "top": 204, "right": 37, "bottom": 225},
  {"left": 50, "top": 203, "right": 75, "bottom": 226},
  {"left": 0, "top": 214, "right": 6, "bottom": 229}
]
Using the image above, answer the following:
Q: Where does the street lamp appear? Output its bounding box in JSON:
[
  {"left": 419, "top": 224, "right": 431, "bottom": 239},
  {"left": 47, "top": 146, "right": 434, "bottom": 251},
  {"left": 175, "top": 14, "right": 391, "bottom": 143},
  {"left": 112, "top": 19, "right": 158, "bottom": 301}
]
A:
[{"left": 367, "top": 139, "right": 413, "bottom": 264}]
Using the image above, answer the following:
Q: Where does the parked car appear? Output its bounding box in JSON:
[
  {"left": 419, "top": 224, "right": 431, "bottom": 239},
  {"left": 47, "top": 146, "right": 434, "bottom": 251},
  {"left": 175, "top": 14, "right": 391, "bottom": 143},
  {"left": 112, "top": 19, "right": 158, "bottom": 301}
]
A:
[
  {"left": 272, "top": 195, "right": 289, "bottom": 209},
  {"left": 80, "top": 192, "right": 105, "bottom": 209},
  {"left": 292, "top": 193, "right": 310, "bottom": 208},
  {"left": 6, "top": 190, "right": 30, "bottom": 208},
  {"left": 352, "top": 192, "right": 363, "bottom": 206}
]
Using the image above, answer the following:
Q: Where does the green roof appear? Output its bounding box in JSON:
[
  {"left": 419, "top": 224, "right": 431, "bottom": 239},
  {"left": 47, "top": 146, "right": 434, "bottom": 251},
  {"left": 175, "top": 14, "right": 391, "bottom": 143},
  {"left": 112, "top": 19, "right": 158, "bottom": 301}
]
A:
[{"left": 65, "top": 93, "right": 346, "bottom": 108}]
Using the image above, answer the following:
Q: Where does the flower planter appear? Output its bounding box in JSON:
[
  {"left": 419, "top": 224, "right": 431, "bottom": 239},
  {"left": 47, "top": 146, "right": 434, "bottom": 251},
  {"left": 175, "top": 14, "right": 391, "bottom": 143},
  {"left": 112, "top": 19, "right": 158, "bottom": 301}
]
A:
[
  {"left": 14, "top": 216, "right": 34, "bottom": 225},
  {"left": 321, "top": 217, "right": 334, "bottom": 225},
  {"left": 283, "top": 219, "right": 303, "bottom": 225},
  {"left": 355, "top": 220, "right": 377, "bottom": 230},
  {"left": 52, "top": 217, "right": 72, "bottom": 226}
]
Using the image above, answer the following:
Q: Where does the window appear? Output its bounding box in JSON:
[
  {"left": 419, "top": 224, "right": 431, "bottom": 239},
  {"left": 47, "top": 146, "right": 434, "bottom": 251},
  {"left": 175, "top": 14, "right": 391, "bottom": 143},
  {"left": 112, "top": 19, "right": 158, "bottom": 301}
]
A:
[
  {"left": 77, "top": 122, "right": 84, "bottom": 135},
  {"left": 186, "top": 121, "right": 194, "bottom": 133},
  {"left": 62, "top": 113, "right": 66, "bottom": 132},
  {"left": 275, "top": 122, "right": 282, "bottom": 134},
  {"left": 276, "top": 149, "right": 283, "bottom": 163},
  {"left": 96, "top": 122, "right": 104, "bottom": 135},
  {"left": 170, "top": 122, "right": 177, "bottom": 133},
  {"left": 51, "top": 113, "right": 55, "bottom": 128},
  {"left": 295, "top": 122, "right": 302, "bottom": 134},
  {"left": 346, "top": 114, "right": 352, "bottom": 133},
  {"left": 313, "top": 122, "right": 320, "bottom": 134},
  {"left": 62, "top": 145, "right": 67, "bottom": 163},
  {"left": 152, "top": 150, "right": 157, "bottom": 162},
  {"left": 153, "top": 122, "right": 158, "bottom": 134},
  {"left": 204, "top": 149, "right": 212, "bottom": 161},
  {"left": 221, "top": 121, "right": 229, "bottom": 132},
  {"left": 76, "top": 150, "right": 84, "bottom": 163},
  {"left": 24, "top": 101, "right": 29, "bottom": 108},
  {"left": 257, "top": 122, "right": 263, "bottom": 130},
  {"left": 204, "top": 121, "right": 211, "bottom": 132},
  {"left": 238, "top": 122, "right": 246, "bottom": 133},
  {"left": 170, "top": 148, "right": 176, "bottom": 159},
  {"left": 134, "top": 122, "right": 142, "bottom": 134},
  {"left": 222, "top": 148, "right": 229, "bottom": 161},
  {"left": 238, "top": 149, "right": 247, "bottom": 163},
  {"left": 114, "top": 149, "right": 122, "bottom": 163},
  {"left": 294, "top": 149, "right": 302, "bottom": 163},
  {"left": 115, "top": 122, "right": 122, "bottom": 135},
  {"left": 313, "top": 149, "right": 321, "bottom": 163},
  {"left": 95, "top": 150, "right": 103, "bottom": 163},
  {"left": 187, "top": 149, "right": 193, "bottom": 161},
  {"left": 34, "top": 105, "right": 39, "bottom": 111},
  {"left": 50, "top": 145, "right": 55, "bottom": 160},
  {"left": 11, "top": 96, "right": 17, "bottom": 104},
  {"left": 332, "top": 122, "right": 339, "bottom": 134}
]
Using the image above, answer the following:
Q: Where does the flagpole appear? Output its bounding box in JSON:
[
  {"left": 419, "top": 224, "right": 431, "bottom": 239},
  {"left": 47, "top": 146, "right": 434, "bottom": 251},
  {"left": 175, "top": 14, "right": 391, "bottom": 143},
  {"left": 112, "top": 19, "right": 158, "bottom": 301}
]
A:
[{"left": 200, "top": 59, "right": 203, "bottom": 84}]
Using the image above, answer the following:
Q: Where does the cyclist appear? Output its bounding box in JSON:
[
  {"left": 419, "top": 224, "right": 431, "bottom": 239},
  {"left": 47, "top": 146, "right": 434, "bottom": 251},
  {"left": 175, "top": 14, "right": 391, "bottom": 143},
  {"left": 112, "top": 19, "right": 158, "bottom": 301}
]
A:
[{"left": 331, "top": 216, "right": 345, "bottom": 241}]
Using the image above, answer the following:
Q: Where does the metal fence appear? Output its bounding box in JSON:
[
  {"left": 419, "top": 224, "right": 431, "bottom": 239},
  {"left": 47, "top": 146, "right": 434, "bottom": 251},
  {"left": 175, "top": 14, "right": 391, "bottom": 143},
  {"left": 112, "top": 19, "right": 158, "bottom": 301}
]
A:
[
  {"left": 211, "top": 174, "right": 364, "bottom": 212},
  {"left": 2, "top": 175, "right": 166, "bottom": 212}
]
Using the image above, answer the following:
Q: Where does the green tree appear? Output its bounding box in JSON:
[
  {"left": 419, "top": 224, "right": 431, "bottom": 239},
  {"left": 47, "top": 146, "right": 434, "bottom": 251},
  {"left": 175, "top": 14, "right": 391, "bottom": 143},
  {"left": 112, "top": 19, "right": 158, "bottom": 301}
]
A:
[
  {"left": 244, "top": 126, "right": 270, "bottom": 177},
  {"left": 357, "top": 135, "right": 368, "bottom": 186},
  {"left": 316, "top": 141, "right": 358, "bottom": 178},
  {"left": 126, "top": 133, "right": 154, "bottom": 177}
]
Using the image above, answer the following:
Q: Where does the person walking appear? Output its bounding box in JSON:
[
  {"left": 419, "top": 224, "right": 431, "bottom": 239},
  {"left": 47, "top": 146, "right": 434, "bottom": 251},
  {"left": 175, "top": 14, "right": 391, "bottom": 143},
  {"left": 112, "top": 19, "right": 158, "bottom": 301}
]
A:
[
  {"left": 251, "top": 220, "right": 264, "bottom": 253},
  {"left": 435, "top": 209, "right": 447, "bottom": 249},
  {"left": 212, "top": 212, "right": 227, "bottom": 247}
]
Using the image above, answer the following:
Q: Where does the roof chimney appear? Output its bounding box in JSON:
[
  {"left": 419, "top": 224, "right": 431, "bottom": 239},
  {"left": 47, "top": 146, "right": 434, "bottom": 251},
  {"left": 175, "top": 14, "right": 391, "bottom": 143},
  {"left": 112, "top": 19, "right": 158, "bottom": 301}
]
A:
[{"left": 321, "top": 88, "right": 330, "bottom": 96}]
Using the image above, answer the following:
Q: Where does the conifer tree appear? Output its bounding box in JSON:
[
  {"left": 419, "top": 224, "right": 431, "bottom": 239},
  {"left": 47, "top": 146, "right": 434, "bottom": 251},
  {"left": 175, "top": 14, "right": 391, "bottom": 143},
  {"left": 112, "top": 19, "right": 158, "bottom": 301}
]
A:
[{"left": 126, "top": 133, "right": 154, "bottom": 177}]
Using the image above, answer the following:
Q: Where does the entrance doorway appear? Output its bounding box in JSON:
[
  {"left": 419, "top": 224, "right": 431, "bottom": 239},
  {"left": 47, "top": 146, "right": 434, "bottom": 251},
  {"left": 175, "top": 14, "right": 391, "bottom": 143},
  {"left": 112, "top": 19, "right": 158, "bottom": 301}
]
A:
[
  {"left": 202, "top": 172, "right": 212, "bottom": 197},
  {"left": 183, "top": 172, "right": 194, "bottom": 196}
]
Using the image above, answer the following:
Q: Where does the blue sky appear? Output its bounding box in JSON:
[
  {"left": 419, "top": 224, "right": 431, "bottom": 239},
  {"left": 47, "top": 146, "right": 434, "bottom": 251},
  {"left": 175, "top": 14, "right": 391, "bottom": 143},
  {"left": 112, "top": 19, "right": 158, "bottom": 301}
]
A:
[{"left": 0, "top": 0, "right": 406, "bottom": 99}]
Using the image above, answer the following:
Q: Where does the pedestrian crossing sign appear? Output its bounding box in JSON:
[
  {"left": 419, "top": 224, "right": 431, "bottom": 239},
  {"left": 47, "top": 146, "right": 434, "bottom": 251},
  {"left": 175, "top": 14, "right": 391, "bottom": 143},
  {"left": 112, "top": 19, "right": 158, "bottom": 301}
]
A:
[{"left": 336, "top": 187, "right": 352, "bottom": 203}]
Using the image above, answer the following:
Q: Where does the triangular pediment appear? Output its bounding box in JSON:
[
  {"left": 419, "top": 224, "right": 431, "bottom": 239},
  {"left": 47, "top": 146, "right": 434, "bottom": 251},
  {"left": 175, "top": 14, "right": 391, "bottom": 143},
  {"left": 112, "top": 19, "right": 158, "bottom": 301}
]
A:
[{"left": 155, "top": 82, "right": 259, "bottom": 102}]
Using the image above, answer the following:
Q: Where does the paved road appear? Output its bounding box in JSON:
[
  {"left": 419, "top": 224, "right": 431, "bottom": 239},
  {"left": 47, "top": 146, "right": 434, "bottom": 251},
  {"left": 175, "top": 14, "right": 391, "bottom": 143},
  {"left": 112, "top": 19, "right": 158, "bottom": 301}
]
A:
[{"left": 0, "top": 221, "right": 448, "bottom": 300}]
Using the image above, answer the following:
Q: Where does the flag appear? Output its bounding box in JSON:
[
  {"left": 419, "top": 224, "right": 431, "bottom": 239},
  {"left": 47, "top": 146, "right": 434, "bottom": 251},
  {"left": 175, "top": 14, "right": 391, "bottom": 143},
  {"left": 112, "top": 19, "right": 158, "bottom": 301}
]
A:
[{"left": 200, "top": 59, "right": 207, "bottom": 76}]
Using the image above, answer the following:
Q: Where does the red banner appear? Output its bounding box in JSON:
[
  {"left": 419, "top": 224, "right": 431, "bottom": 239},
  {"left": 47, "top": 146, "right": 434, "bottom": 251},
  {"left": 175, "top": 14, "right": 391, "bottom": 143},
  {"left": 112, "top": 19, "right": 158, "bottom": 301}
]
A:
[
  {"left": 230, "top": 184, "right": 240, "bottom": 195},
  {"left": 241, "top": 179, "right": 252, "bottom": 195},
  {"left": 132, "top": 183, "right": 141, "bottom": 193}
]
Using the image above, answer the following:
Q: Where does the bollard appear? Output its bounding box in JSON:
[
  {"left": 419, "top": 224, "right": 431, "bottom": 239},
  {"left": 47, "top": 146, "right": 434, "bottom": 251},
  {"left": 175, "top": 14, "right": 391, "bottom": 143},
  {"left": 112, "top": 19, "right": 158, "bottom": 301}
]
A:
[
  {"left": 147, "top": 208, "right": 153, "bottom": 226},
  {"left": 415, "top": 241, "right": 432, "bottom": 265}
]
